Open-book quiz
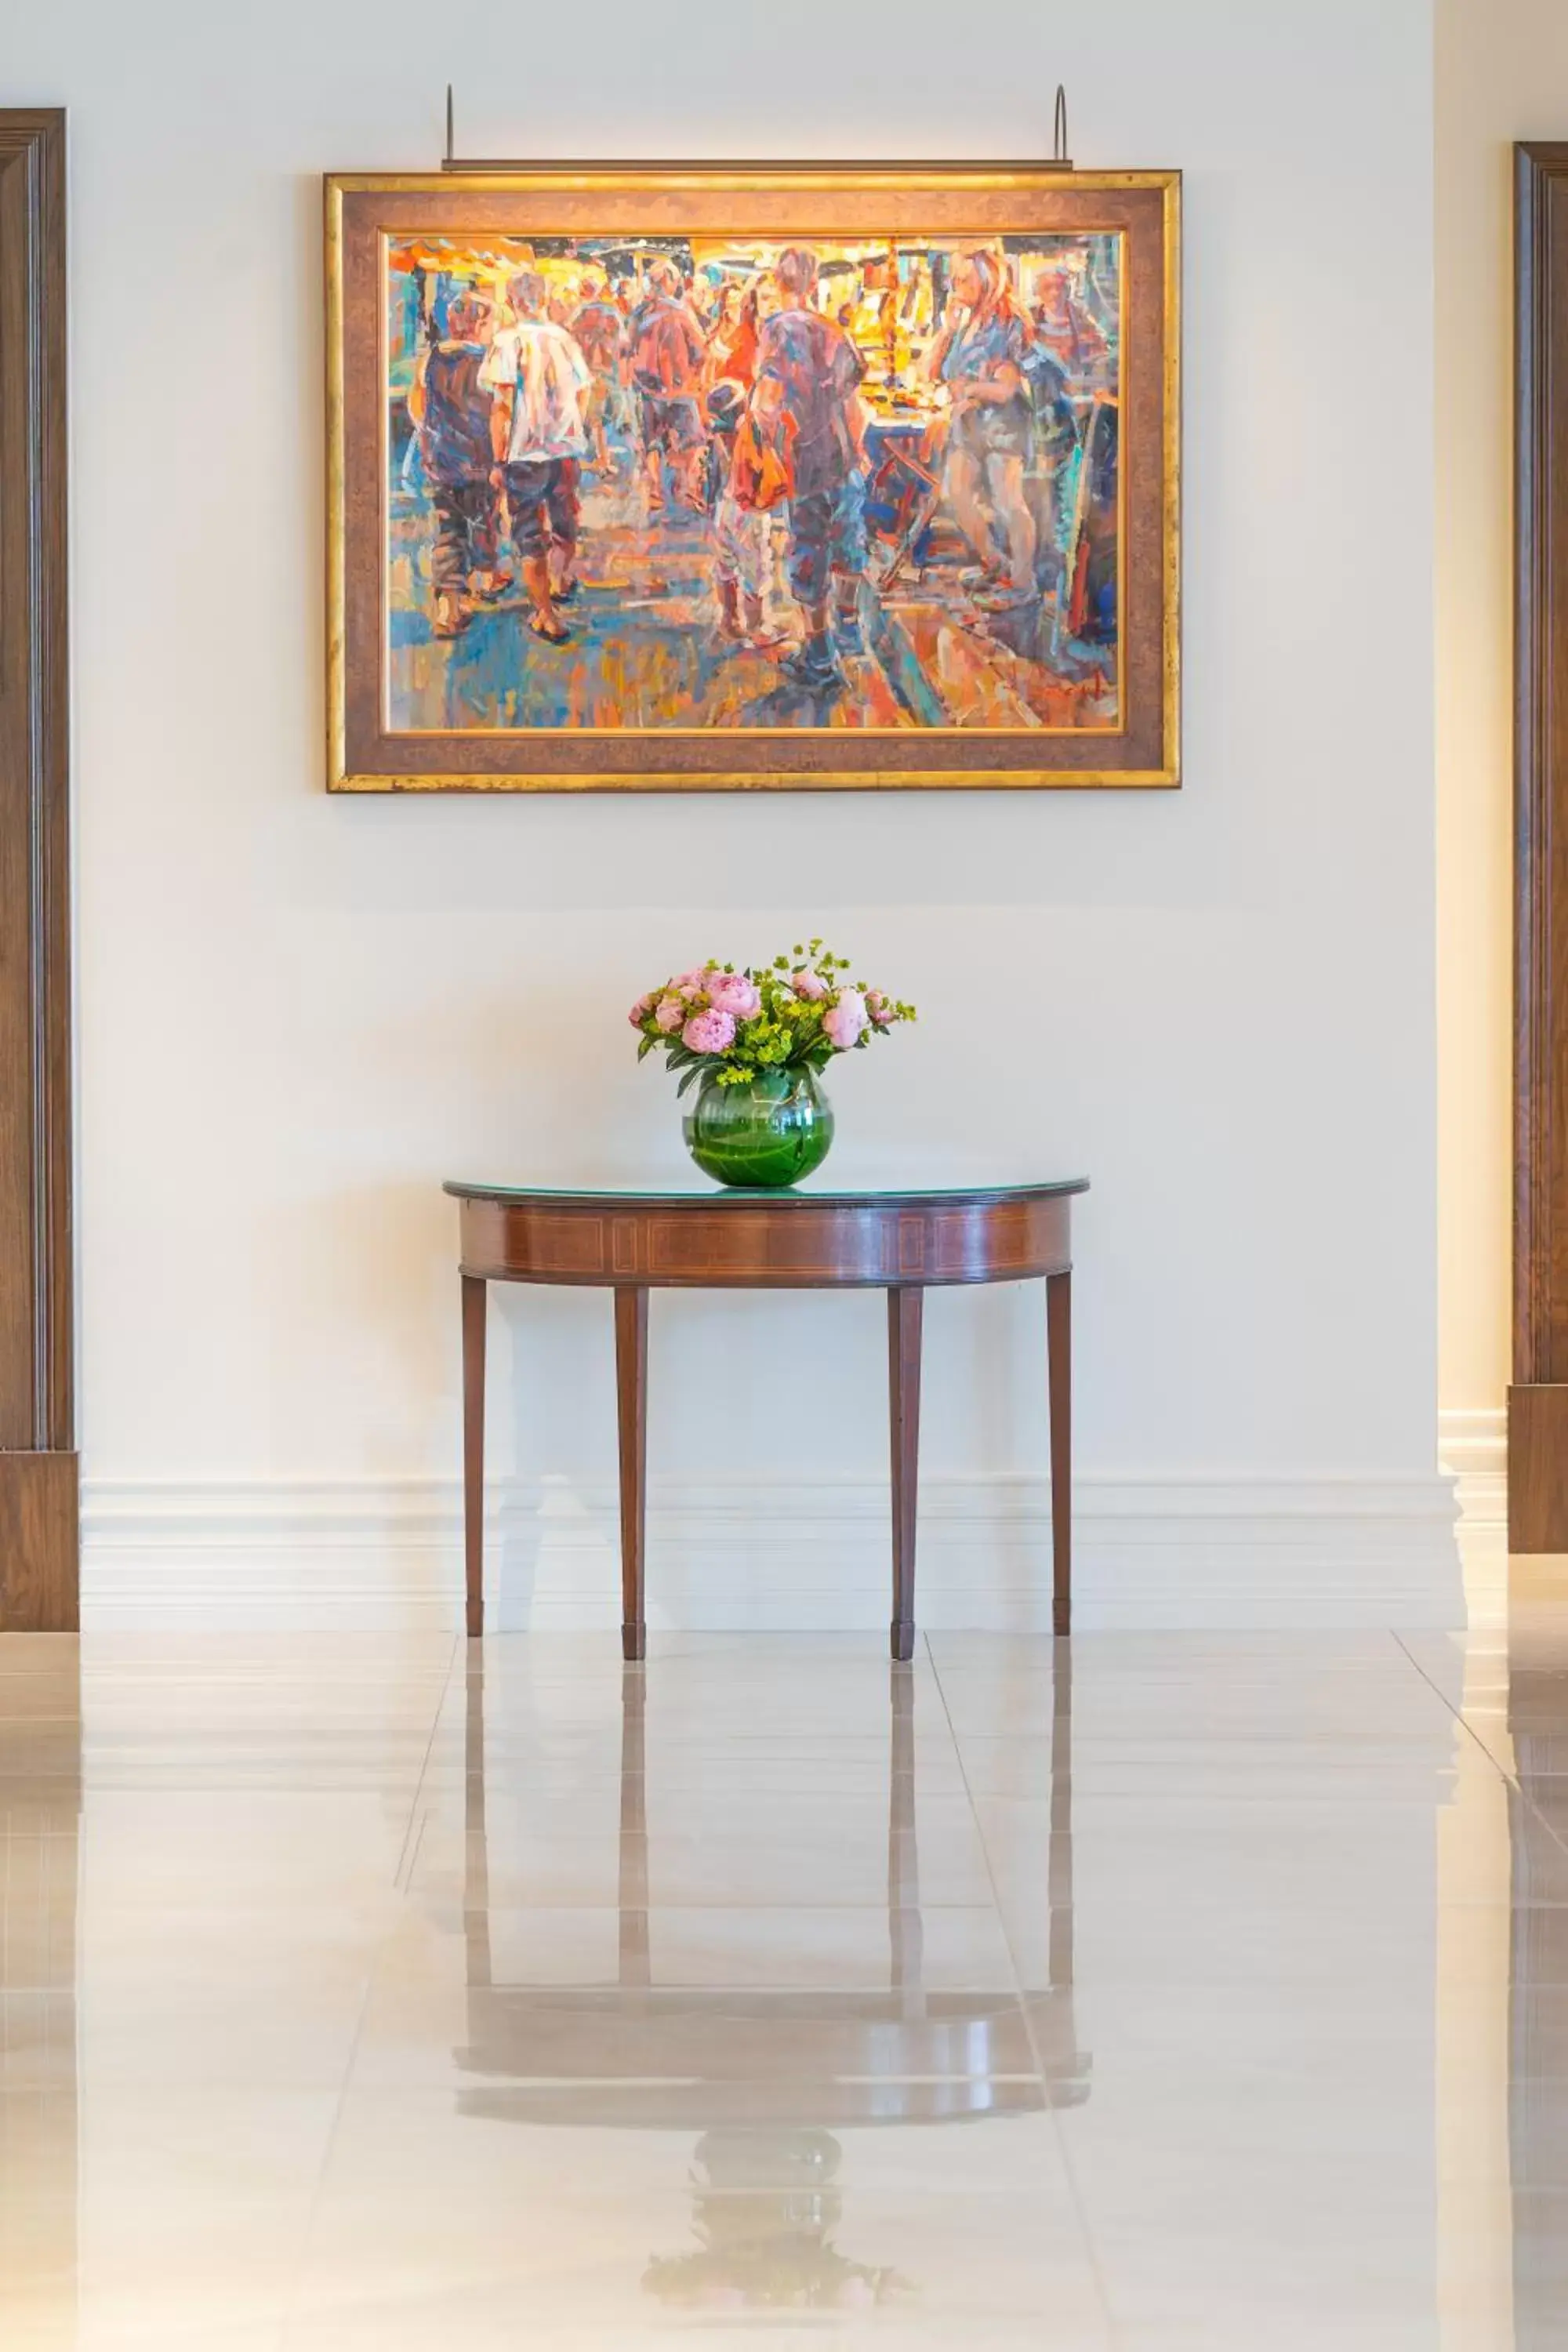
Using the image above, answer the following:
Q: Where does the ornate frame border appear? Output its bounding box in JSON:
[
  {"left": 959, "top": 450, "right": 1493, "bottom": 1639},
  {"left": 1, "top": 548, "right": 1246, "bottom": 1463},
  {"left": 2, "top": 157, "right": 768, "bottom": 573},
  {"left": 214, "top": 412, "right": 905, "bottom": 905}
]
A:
[{"left": 326, "top": 165, "right": 1180, "bottom": 791}]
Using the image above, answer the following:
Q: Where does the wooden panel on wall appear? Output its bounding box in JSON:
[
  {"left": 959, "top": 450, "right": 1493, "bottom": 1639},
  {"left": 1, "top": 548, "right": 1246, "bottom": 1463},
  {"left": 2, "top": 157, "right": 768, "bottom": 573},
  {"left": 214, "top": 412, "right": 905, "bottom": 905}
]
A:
[
  {"left": 0, "top": 111, "right": 75, "bottom": 1624},
  {"left": 0, "top": 1454, "right": 78, "bottom": 1632}
]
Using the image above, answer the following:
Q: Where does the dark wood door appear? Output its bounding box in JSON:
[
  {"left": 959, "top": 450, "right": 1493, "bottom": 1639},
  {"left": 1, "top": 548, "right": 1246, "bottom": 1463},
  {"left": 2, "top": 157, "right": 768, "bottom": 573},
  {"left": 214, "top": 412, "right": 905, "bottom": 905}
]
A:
[{"left": 0, "top": 111, "right": 75, "bottom": 1627}]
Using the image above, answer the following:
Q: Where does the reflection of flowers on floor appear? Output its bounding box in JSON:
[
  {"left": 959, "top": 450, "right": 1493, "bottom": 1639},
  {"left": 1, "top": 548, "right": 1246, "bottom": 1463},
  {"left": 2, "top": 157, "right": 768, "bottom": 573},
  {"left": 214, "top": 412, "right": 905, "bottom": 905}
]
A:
[{"left": 641, "top": 2129, "right": 918, "bottom": 2312}]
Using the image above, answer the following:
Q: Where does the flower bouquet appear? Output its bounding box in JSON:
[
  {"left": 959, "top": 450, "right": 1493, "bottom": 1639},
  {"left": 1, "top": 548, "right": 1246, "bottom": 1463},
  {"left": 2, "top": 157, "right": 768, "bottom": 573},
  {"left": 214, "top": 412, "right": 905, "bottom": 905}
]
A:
[{"left": 630, "top": 942, "right": 916, "bottom": 1189}]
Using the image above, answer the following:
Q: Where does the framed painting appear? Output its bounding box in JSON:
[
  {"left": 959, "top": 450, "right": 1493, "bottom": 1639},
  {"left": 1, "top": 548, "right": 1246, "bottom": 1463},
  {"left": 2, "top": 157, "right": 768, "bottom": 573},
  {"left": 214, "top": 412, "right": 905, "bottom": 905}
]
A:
[{"left": 325, "top": 165, "right": 1179, "bottom": 791}]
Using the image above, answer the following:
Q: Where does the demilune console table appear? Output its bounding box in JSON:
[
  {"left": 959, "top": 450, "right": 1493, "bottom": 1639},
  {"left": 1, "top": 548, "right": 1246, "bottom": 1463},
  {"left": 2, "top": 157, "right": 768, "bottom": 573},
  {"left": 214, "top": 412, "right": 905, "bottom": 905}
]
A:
[{"left": 445, "top": 1178, "right": 1088, "bottom": 1660}]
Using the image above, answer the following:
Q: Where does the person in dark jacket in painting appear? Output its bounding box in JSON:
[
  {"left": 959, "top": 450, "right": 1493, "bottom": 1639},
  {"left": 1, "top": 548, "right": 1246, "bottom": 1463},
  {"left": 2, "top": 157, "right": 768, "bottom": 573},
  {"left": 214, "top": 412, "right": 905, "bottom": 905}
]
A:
[
  {"left": 628, "top": 256, "right": 709, "bottom": 510},
  {"left": 407, "top": 289, "right": 510, "bottom": 639},
  {"left": 753, "top": 245, "right": 869, "bottom": 689}
]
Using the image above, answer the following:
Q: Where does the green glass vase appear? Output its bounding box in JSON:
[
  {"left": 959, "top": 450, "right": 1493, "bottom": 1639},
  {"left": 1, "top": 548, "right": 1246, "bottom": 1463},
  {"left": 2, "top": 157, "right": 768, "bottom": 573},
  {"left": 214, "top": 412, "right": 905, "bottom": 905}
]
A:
[{"left": 682, "top": 1067, "right": 834, "bottom": 1189}]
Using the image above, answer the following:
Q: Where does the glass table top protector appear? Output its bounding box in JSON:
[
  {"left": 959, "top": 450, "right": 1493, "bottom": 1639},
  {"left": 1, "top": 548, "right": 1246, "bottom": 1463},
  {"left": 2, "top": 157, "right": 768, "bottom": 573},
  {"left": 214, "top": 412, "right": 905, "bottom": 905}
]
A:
[{"left": 445, "top": 1175, "right": 1091, "bottom": 1204}]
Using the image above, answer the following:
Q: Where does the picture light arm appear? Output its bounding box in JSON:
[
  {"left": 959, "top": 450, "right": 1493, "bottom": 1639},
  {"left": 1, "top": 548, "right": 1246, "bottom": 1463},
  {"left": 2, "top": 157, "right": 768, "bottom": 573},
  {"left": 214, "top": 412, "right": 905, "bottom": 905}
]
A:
[{"left": 437, "top": 83, "right": 1074, "bottom": 175}]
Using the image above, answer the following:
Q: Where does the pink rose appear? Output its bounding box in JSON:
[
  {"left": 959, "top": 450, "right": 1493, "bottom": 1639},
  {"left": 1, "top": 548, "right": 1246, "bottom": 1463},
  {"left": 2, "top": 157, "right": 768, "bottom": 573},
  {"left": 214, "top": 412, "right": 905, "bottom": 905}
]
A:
[
  {"left": 655, "top": 993, "right": 685, "bottom": 1034},
  {"left": 822, "top": 989, "right": 869, "bottom": 1051},
  {"left": 706, "top": 970, "right": 760, "bottom": 1019},
  {"left": 628, "top": 991, "right": 657, "bottom": 1028},
  {"left": 792, "top": 968, "right": 829, "bottom": 1000},
  {"left": 866, "top": 989, "right": 895, "bottom": 1028},
  {"left": 682, "top": 1007, "right": 737, "bottom": 1055}
]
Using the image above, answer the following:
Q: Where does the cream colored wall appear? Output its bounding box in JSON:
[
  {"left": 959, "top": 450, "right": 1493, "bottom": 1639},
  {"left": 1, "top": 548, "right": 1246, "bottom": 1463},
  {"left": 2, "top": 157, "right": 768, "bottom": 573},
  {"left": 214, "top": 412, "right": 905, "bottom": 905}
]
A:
[
  {"left": 4, "top": 0, "right": 1463, "bottom": 1625},
  {"left": 1436, "top": 0, "right": 1568, "bottom": 1469}
]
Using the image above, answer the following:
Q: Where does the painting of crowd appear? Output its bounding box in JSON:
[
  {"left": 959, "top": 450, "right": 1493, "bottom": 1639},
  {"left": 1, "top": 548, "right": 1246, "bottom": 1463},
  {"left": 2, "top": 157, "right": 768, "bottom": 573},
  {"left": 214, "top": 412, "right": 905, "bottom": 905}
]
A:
[{"left": 386, "top": 231, "right": 1120, "bottom": 731}]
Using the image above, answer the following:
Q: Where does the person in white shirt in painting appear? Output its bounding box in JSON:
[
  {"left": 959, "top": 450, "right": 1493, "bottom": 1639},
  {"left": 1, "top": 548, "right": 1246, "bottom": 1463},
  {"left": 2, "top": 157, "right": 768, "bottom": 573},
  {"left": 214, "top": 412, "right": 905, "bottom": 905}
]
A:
[{"left": 480, "top": 270, "right": 593, "bottom": 646}]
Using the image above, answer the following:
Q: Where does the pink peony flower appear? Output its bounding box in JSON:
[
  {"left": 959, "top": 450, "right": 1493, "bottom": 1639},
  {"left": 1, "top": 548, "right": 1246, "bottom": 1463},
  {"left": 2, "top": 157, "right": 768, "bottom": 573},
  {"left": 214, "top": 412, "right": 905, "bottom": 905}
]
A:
[
  {"left": 655, "top": 993, "right": 686, "bottom": 1034},
  {"left": 706, "top": 970, "right": 760, "bottom": 1020},
  {"left": 682, "top": 1007, "right": 737, "bottom": 1054},
  {"left": 822, "top": 989, "right": 869, "bottom": 1051},
  {"left": 792, "top": 967, "right": 829, "bottom": 1000},
  {"left": 675, "top": 965, "right": 718, "bottom": 1001},
  {"left": 866, "top": 989, "right": 895, "bottom": 1028},
  {"left": 628, "top": 990, "right": 657, "bottom": 1028}
]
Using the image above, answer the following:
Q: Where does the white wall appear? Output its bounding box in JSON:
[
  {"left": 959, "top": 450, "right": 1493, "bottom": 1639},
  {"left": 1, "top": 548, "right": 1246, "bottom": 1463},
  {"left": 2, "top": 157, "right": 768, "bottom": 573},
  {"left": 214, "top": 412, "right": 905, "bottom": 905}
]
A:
[
  {"left": 3, "top": 0, "right": 1457, "bottom": 1624},
  {"left": 1435, "top": 0, "right": 1568, "bottom": 1508}
]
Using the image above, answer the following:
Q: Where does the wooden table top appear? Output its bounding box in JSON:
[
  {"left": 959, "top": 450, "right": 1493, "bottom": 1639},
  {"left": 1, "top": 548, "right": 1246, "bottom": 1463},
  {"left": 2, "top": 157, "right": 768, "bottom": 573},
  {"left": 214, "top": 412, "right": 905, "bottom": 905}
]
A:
[{"left": 447, "top": 1177, "right": 1087, "bottom": 1289}]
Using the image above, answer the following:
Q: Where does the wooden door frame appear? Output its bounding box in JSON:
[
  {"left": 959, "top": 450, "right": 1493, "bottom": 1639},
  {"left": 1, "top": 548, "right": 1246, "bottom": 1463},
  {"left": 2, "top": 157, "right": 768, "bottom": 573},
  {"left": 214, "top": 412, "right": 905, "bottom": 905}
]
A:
[{"left": 0, "top": 109, "right": 75, "bottom": 1626}]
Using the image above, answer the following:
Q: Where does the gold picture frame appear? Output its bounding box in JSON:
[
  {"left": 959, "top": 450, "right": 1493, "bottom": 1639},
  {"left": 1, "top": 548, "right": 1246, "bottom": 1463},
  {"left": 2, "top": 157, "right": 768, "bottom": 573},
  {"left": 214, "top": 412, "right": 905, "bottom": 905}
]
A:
[{"left": 326, "top": 165, "right": 1180, "bottom": 790}]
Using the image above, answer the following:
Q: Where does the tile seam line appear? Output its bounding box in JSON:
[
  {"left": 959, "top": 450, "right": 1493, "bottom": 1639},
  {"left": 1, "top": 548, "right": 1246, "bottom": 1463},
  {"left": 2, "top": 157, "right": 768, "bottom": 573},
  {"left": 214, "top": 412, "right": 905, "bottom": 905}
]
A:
[
  {"left": 1388, "top": 1625, "right": 1568, "bottom": 1864},
  {"left": 1388, "top": 1624, "right": 1548, "bottom": 1809},
  {"left": 925, "top": 1632, "right": 1123, "bottom": 2350},
  {"left": 282, "top": 1628, "right": 459, "bottom": 2334},
  {"left": 390, "top": 1635, "right": 459, "bottom": 1889}
]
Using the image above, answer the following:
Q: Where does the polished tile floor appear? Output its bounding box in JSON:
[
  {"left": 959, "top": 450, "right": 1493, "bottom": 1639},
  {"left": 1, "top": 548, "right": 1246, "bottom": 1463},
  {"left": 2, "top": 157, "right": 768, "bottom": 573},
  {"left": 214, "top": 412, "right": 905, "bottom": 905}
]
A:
[{"left": 2, "top": 1573, "right": 1565, "bottom": 2348}]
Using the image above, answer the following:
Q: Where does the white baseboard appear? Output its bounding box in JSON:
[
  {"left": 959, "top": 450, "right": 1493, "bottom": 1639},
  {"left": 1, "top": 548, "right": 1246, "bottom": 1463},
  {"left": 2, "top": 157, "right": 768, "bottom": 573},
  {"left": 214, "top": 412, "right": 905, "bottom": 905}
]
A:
[
  {"left": 1439, "top": 1406, "right": 1508, "bottom": 1628},
  {"left": 1439, "top": 1406, "right": 1507, "bottom": 1518},
  {"left": 80, "top": 1472, "right": 1465, "bottom": 1632}
]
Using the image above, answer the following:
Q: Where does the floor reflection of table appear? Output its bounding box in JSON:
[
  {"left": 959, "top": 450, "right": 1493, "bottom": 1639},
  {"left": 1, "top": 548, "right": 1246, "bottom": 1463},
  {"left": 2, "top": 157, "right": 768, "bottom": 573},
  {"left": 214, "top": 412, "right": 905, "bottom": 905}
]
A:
[{"left": 455, "top": 1657, "right": 1087, "bottom": 2131}]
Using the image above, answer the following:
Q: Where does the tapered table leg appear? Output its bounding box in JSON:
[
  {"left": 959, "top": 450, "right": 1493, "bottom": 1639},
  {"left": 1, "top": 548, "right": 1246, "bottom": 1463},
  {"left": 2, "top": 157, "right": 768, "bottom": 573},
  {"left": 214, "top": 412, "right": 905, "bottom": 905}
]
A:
[
  {"left": 615, "top": 1287, "right": 649, "bottom": 1663},
  {"left": 461, "top": 1274, "right": 487, "bottom": 1639},
  {"left": 1047, "top": 1269, "right": 1072, "bottom": 1637},
  {"left": 887, "top": 1287, "right": 924, "bottom": 1664}
]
